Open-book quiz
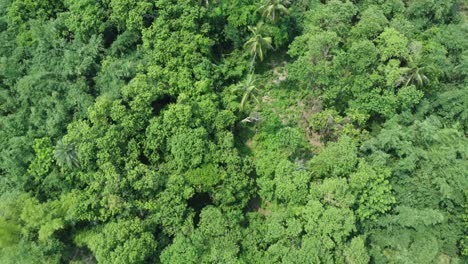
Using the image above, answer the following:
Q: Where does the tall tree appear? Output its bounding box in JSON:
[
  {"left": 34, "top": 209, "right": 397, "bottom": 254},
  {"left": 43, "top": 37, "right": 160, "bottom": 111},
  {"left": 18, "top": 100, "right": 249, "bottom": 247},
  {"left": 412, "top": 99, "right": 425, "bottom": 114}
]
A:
[
  {"left": 234, "top": 74, "right": 260, "bottom": 110},
  {"left": 258, "top": 0, "right": 290, "bottom": 23},
  {"left": 244, "top": 24, "right": 273, "bottom": 64}
]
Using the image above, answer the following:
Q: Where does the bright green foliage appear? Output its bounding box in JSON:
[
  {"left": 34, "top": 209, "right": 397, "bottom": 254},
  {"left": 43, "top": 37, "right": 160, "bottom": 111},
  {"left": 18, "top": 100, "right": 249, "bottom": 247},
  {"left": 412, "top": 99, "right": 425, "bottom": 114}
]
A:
[
  {"left": 0, "top": 191, "right": 84, "bottom": 263},
  {"left": 287, "top": 0, "right": 463, "bottom": 126},
  {"left": 75, "top": 218, "right": 157, "bottom": 264},
  {"left": 161, "top": 207, "right": 242, "bottom": 263},
  {"left": 109, "top": 0, "right": 154, "bottom": 30},
  {"left": 0, "top": 193, "right": 23, "bottom": 248},
  {"left": 28, "top": 138, "right": 54, "bottom": 181},
  {"left": 344, "top": 236, "right": 370, "bottom": 264},
  {"left": 169, "top": 128, "right": 209, "bottom": 170},
  {"left": 376, "top": 27, "right": 409, "bottom": 62},
  {"left": 346, "top": 40, "right": 379, "bottom": 73},
  {"left": 272, "top": 159, "right": 310, "bottom": 204},
  {"left": 185, "top": 164, "right": 221, "bottom": 192},
  {"left": 307, "top": 109, "right": 367, "bottom": 142},
  {"left": 350, "top": 161, "right": 394, "bottom": 221},
  {"left": 310, "top": 177, "right": 356, "bottom": 208},
  {"left": 306, "top": 0, "right": 357, "bottom": 38},
  {"left": 309, "top": 136, "right": 358, "bottom": 178},
  {"left": 254, "top": 122, "right": 311, "bottom": 204},
  {"left": 62, "top": 0, "right": 107, "bottom": 40},
  {"left": 351, "top": 6, "right": 388, "bottom": 40},
  {"left": 6, "top": 0, "right": 64, "bottom": 24}
]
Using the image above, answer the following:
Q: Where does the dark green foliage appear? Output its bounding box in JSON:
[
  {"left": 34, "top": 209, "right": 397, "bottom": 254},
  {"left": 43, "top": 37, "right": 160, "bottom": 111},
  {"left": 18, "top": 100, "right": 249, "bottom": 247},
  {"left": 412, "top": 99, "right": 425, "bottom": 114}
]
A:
[
  {"left": 54, "top": 140, "right": 80, "bottom": 169},
  {"left": 362, "top": 115, "right": 467, "bottom": 262}
]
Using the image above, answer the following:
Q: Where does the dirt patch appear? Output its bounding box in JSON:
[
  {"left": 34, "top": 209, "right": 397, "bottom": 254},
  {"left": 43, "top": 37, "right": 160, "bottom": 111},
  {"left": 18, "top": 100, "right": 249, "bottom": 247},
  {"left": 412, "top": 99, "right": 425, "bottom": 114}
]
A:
[
  {"left": 247, "top": 196, "right": 272, "bottom": 217},
  {"left": 258, "top": 200, "right": 272, "bottom": 217},
  {"left": 262, "top": 90, "right": 325, "bottom": 147},
  {"left": 262, "top": 95, "right": 273, "bottom": 104},
  {"left": 272, "top": 61, "right": 288, "bottom": 85},
  {"left": 299, "top": 97, "right": 324, "bottom": 147},
  {"left": 258, "top": 207, "right": 271, "bottom": 217},
  {"left": 245, "top": 138, "right": 253, "bottom": 148}
]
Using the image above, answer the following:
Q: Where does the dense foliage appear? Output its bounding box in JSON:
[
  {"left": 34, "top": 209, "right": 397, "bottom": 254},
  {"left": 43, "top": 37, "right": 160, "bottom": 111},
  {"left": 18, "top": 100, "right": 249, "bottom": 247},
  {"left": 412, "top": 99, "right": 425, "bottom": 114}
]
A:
[{"left": 0, "top": 0, "right": 466, "bottom": 263}]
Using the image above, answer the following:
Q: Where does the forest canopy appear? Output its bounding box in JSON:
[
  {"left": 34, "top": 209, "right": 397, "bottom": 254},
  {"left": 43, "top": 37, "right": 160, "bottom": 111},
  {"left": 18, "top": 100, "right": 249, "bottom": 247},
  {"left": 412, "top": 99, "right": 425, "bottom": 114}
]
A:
[{"left": 0, "top": 0, "right": 467, "bottom": 263}]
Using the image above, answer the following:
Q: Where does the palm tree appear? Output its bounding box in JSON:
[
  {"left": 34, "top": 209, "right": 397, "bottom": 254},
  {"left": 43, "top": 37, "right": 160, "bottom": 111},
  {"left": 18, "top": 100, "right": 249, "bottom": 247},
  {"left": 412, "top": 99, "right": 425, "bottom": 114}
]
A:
[
  {"left": 397, "top": 65, "right": 430, "bottom": 87},
  {"left": 397, "top": 49, "right": 431, "bottom": 87},
  {"left": 198, "top": 0, "right": 210, "bottom": 7},
  {"left": 54, "top": 140, "right": 80, "bottom": 169},
  {"left": 397, "top": 42, "right": 431, "bottom": 88},
  {"left": 244, "top": 25, "right": 273, "bottom": 63},
  {"left": 258, "top": 0, "right": 290, "bottom": 23},
  {"left": 234, "top": 75, "right": 260, "bottom": 110}
]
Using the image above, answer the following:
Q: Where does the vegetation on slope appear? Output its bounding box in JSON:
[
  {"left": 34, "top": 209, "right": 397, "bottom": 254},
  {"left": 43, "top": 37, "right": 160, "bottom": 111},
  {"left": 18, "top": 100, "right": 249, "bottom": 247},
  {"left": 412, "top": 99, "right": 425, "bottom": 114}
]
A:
[{"left": 0, "top": 0, "right": 467, "bottom": 263}]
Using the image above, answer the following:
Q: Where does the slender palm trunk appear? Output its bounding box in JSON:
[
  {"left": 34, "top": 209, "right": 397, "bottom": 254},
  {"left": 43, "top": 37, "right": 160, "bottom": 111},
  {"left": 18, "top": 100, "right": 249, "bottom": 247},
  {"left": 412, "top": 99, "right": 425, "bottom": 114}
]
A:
[{"left": 249, "top": 52, "right": 257, "bottom": 74}]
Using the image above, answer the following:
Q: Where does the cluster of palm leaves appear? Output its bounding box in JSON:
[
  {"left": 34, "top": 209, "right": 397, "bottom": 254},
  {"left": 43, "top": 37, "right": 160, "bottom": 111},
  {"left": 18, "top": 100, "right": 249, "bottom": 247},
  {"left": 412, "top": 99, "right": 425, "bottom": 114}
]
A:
[
  {"left": 238, "top": 25, "right": 271, "bottom": 112},
  {"left": 397, "top": 56, "right": 432, "bottom": 88},
  {"left": 258, "top": 0, "right": 290, "bottom": 23},
  {"left": 397, "top": 44, "right": 432, "bottom": 88},
  {"left": 244, "top": 24, "right": 273, "bottom": 63},
  {"left": 54, "top": 139, "right": 80, "bottom": 169},
  {"left": 397, "top": 65, "right": 430, "bottom": 87},
  {"left": 236, "top": 0, "right": 290, "bottom": 112},
  {"left": 234, "top": 74, "right": 260, "bottom": 111}
]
